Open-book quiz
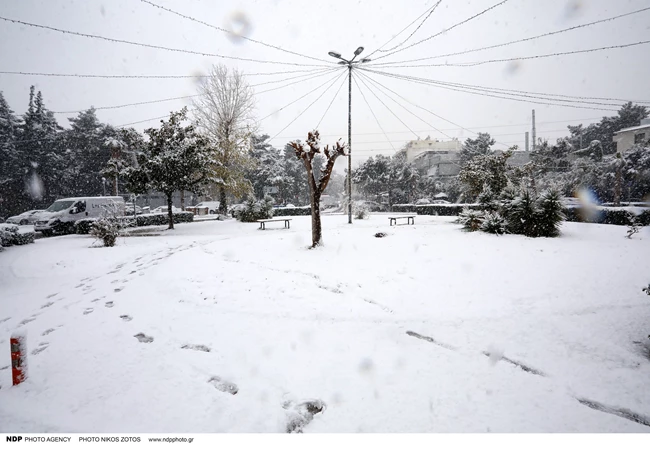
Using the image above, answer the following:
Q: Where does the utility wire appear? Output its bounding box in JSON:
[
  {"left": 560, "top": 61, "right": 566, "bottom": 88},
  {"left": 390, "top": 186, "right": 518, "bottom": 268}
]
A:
[
  {"left": 352, "top": 73, "right": 396, "bottom": 152},
  {"left": 370, "top": 6, "right": 650, "bottom": 65},
  {"left": 0, "top": 15, "right": 332, "bottom": 67},
  {"left": 372, "top": 0, "right": 511, "bottom": 62},
  {"left": 315, "top": 72, "right": 348, "bottom": 129},
  {"left": 356, "top": 70, "right": 513, "bottom": 150},
  {"left": 371, "top": 39, "right": 650, "bottom": 68},
  {"left": 139, "top": 0, "right": 331, "bottom": 64},
  {"left": 260, "top": 69, "right": 345, "bottom": 122},
  {"left": 363, "top": 68, "right": 644, "bottom": 108},
  {"left": 270, "top": 71, "right": 348, "bottom": 141},
  {"left": 255, "top": 68, "right": 339, "bottom": 95},
  {"left": 52, "top": 94, "right": 200, "bottom": 114},
  {"left": 361, "top": 68, "right": 620, "bottom": 111},
  {"left": 375, "top": 1, "right": 444, "bottom": 54},
  {"left": 0, "top": 69, "right": 331, "bottom": 79},
  {"left": 353, "top": 72, "right": 422, "bottom": 139}
]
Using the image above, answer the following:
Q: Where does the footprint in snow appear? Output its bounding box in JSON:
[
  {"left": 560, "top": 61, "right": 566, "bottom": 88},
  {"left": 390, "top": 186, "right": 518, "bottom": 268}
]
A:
[
  {"left": 105, "top": 301, "right": 114, "bottom": 308},
  {"left": 120, "top": 315, "right": 132, "bottom": 321},
  {"left": 19, "top": 317, "right": 37, "bottom": 326},
  {"left": 0, "top": 317, "right": 11, "bottom": 324},
  {"left": 41, "top": 302, "right": 55, "bottom": 309},
  {"left": 83, "top": 308, "right": 94, "bottom": 315},
  {"left": 32, "top": 342, "right": 49, "bottom": 355},
  {"left": 208, "top": 376, "right": 238, "bottom": 395},
  {"left": 114, "top": 287, "right": 124, "bottom": 293},
  {"left": 134, "top": 333, "right": 153, "bottom": 343},
  {"left": 46, "top": 293, "right": 59, "bottom": 298},
  {"left": 91, "top": 298, "right": 101, "bottom": 303},
  {"left": 283, "top": 399, "right": 326, "bottom": 433},
  {"left": 42, "top": 328, "right": 56, "bottom": 336},
  {"left": 182, "top": 344, "right": 210, "bottom": 352}
]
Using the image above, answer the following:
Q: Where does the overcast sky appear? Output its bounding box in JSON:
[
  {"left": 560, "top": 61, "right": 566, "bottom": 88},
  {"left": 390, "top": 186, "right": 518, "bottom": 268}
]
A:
[{"left": 1, "top": 0, "right": 649, "bottom": 166}]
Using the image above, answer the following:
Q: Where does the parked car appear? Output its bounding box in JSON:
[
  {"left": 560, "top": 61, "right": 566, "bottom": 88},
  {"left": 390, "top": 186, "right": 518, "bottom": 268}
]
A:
[
  {"left": 152, "top": 205, "right": 183, "bottom": 214},
  {"left": 125, "top": 205, "right": 143, "bottom": 216},
  {"left": 415, "top": 198, "right": 432, "bottom": 205},
  {"left": 430, "top": 199, "right": 451, "bottom": 205},
  {"left": 34, "top": 196, "right": 125, "bottom": 236},
  {"left": 192, "top": 201, "right": 220, "bottom": 214},
  {"left": 6, "top": 209, "right": 46, "bottom": 225}
]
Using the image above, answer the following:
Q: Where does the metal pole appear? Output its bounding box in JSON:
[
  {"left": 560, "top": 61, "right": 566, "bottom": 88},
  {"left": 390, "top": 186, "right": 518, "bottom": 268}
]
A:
[
  {"left": 525, "top": 132, "right": 529, "bottom": 152},
  {"left": 347, "top": 64, "right": 352, "bottom": 224}
]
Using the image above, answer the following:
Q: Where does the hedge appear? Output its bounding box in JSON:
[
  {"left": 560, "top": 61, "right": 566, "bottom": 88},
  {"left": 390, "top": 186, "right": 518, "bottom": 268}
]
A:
[
  {"left": 563, "top": 207, "right": 650, "bottom": 226},
  {"left": 416, "top": 204, "right": 481, "bottom": 216},
  {"left": 273, "top": 207, "right": 311, "bottom": 217},
  {"left": 391, "top": 204, "right": 417, "bottom": 213},
  {"left": 75, "top": 212, "right": 194, "bottom": 234},
  {"left": 0, "top": 224, "right": 35, "bottom": 249}
]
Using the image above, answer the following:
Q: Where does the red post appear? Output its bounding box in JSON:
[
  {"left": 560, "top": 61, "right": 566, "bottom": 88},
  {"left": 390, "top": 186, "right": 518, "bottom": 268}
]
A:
[{"left": 10, "top": 335, "right": 27, "bottom": 386}]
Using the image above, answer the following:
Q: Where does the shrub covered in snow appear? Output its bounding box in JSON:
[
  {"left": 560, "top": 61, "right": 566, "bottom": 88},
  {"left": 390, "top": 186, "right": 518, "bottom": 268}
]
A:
[
  {"left": 273, "top": 207, "right": 311, "bottom": 217},
  {"left": 0, "top": 224, "right": 35, "bottom": 249},
  {"left": 481, "top": 212, "right": 508, "bottom": 235},
  {"left": 74, "top": 218, "right": 98, "bottom": 235},
  {"left": 90, "top": 217, "right": 121, "bottom": 247},
  {"left": 235, "top": 196, "right": 274, "bottom": 222},
  {"left": 416, "top": 204, "right": 480, "bottom": 216},
  {"left": 353, "top": 202, "right": 369, "bottom": 220},
  {"left": 458, "top": 209, "right": 484, "bottom": 232}
]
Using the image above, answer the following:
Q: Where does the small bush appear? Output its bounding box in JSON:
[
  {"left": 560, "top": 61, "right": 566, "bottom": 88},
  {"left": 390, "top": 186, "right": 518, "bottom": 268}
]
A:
[
  {"left": 481, "top": 212, "right": 508, "bottom": 235},
  {"left": 535, "top": 189, "right": 565, "bottom": 237},
  {"left": 353, "top": 202, "right": 369, "bottom": 220},
  {"left": 273, "top": 207, "right": 311, "bottom": 216},
  {"left": 90, "top": 217, "right": 121, "bottom": 247},
  {"left": 416, "top": 204, "right": 480, "bottom": 216},
  {"left": 0, "top": 224, "right": 19, "bottom": 247},
  {"left": 458, "top": 209, "right": 484, "bottom": 232},
  {"left": 236, "top": 196, "right": 274, "bottom": 222},
  {"left": 505, "top": 190, "right": 539, "bottom": 237},
  {"left": 477, "top": 186, "right": 498, "bottom": 212},
  {"left": 75, "top": 218, "right": 98, "bottom": 234}
]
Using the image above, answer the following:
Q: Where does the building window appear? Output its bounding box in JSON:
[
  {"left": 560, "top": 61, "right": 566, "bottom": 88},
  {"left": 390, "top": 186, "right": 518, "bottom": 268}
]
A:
[{"left": 635, "top": 132, "right": 646, "bottom": 144}]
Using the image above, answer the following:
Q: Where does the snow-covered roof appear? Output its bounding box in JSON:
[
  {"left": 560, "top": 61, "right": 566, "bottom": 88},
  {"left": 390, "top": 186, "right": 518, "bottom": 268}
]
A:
[{"left": 614, "top": 124, "right": 650, "bottom": 134}]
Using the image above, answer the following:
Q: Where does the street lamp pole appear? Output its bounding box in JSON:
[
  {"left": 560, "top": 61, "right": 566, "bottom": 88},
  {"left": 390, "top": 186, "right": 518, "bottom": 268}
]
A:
[{"left": 327, "top": 47, "right": 371, "bottom": 224}]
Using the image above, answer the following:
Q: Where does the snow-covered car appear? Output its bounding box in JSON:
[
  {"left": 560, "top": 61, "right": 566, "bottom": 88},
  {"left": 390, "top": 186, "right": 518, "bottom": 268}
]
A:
[
  {"left": 6, "top": 209, "right": 45, "bottom": 225},
  {"left": 430, "top": 199, "right": 451, "bottom": 205},
  {"left": 125, "top": 205, "right": 143, "bottom": 215},
  {"left": 34, "top": 197, "right": 125, "bottom": 236},
  {"left": 415, "top": 198, "right": 431, "bottom": 205},
  {"left": 152, "top": 205, "right": 183, "bottom": 214},
  {"left": 193, "top": 201, "right": 220, "bottom": 214},
  {"left": 285, "top": 203, "right": 296, "bottom": 208}
]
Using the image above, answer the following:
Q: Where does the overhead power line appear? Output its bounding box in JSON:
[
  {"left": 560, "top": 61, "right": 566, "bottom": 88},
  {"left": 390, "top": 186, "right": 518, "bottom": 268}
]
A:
[
  {"left": 270, "top": 71, "right": 348, "bottom": 141},
  {"left": 52, "top": 94, "right": 200, "bottom": 114},
  {"left": 352, "top": 73, "right": 397, "bottom": 152},
  {"left": 315, "top": 73, "right": 348, "bottom": 129},
  {"left": 372, "top": 0, "right": 511, "bottom": 62},
  {"left": 0, "top": 15, "right": 333, "bottom": 67},
  {"left": 371, "top": 5, "right": 650, "bottom": 65},
  {"left": 363, "top": 68, "right": 649, "bottom": 108},
  {"left": 139, "top": 0, "right": 330, "bottom": 64},
  {"left": 370, "top": 39, "right": 650, "bottom": 68},
  {"left": 255, "top": 68, "right": 339, "bottom": 95},
  {"left": 260, "top": 69, "right": 345, "bottom": 122},
  {"left": 374, "top": 0, "right": 444, "bottom": 55},
  {"left": 0, "top": 69, "right": 330, "bottom": 79},
  {"left": 361, "top": 68, "right": 621, "bottom": 111}
]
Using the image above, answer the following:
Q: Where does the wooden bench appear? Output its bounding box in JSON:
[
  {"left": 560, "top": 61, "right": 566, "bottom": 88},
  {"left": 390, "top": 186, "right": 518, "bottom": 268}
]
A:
[
  {"left": 258, "top": 218, "right": 292, "bottom": 230},
  {"left": 389, "top": 215, "right": 415, "bottom": 226}
]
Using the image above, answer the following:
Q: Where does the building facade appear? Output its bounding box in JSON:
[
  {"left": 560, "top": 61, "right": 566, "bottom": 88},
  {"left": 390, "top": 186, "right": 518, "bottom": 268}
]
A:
[{"left": 613, "top": 119, "right": 650, "bottom": 153}]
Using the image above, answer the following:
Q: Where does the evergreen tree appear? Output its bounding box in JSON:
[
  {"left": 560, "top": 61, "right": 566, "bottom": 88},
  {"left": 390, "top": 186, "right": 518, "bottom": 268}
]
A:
[
  {"left": 535, "top": 189, "right": 564, "bottom": 237},
  {"left": 0, "top": 92, "right": 24, "bottom": 218},
  {"left": 459, "top": 132, "right": 495, "bottom": 165}
]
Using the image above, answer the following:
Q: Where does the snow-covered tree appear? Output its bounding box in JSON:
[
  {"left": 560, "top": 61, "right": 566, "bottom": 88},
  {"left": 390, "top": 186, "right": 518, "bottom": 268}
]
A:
[
  {"left": 193, "top": 65, "right": 256, "bottom": 214},
  {"left": 459, "top": 132, "right": 495, "bottom": 165},
  {"left": 0, "top": 91, "right": 23, "bottom": 218},
  {"left": 246, "top": 134, "right": 284, "bottom": 199},
  {"left": 289, "top": 131, "right": 346, "bottom": 247},
  {"left": 136, "top": 108, "right": 220, "bottom": 229},
  {"left": 459, "top": 148, "right": 514, "bottom": 200}
]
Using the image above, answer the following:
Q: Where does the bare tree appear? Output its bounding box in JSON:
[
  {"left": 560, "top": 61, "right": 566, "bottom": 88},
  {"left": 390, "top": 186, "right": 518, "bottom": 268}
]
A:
[
  {"left": 193, "top": 64, "right": 256, "bottom": 214},
  {"left": 289, "top": 131, "right": 346, "bottom": 248}
]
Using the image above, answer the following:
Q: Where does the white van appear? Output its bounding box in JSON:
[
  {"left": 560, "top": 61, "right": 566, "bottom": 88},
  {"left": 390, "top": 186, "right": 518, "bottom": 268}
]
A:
[{"left": 34, "top": 197, "right": 125, "bottom": 236}]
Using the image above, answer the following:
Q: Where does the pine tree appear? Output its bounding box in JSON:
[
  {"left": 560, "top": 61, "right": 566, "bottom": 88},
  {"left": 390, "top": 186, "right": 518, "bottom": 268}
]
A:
[
  {"left": 535, "top": 189, "right": 565, "bottom": 237},
  {"left": 0, "top": 92, "right": 24, "bottom": 218},
  {"left": 506, "top": 189, "right": 539, "bottom": 237}
]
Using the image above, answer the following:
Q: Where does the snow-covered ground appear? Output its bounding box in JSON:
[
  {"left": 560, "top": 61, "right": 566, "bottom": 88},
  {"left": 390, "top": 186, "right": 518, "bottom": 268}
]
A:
[{"left": 0, "top": 215, "right": 649, "bottom": 433}]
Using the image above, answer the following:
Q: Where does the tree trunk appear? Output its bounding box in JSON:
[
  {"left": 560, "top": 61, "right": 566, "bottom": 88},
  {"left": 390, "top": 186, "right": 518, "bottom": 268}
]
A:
[
  {"left": 310, "top": 188, "right": 322, "bottom": 248},
  {"left": 614, "top": 164, "right": 622, "bottom": 206},
  {"left": 219, "top": 185, "right": 228, "bottom": 215},
  {"left": 180, "top": 190, "right": 185, "bottom": 211},
  {"left": 166, "top": 193, "right": 174, "bottom": 230}
]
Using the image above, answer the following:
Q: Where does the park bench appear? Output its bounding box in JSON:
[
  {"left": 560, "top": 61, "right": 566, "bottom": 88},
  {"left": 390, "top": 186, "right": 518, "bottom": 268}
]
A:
[
  {"left": 389, "top": 215, "right": 415, "bottom": 226},
  {"left": 258, "top": 218, "right": 292, "bottom": 230}
]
